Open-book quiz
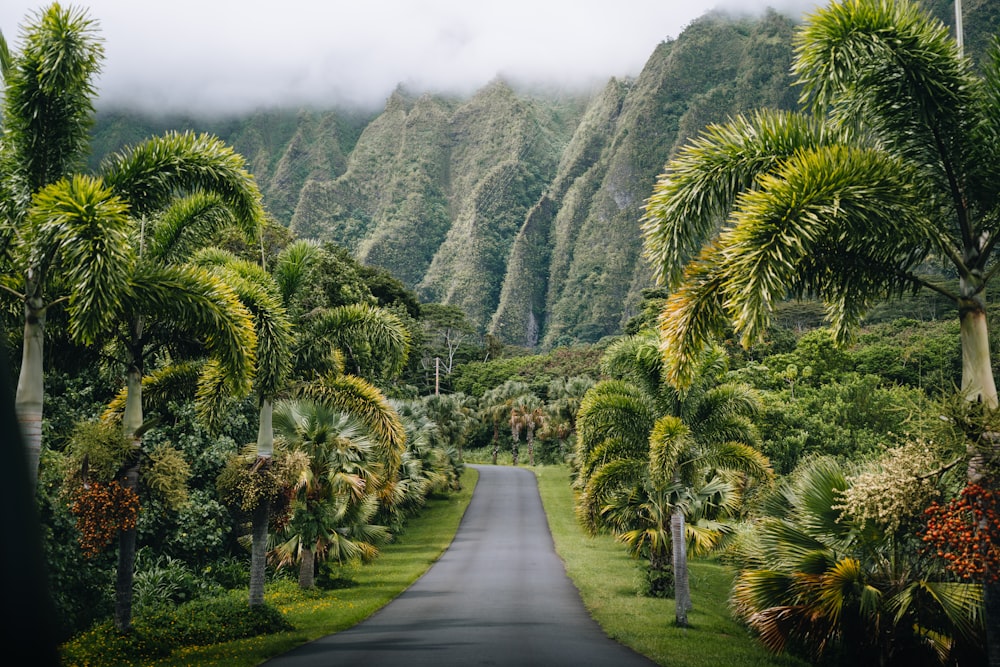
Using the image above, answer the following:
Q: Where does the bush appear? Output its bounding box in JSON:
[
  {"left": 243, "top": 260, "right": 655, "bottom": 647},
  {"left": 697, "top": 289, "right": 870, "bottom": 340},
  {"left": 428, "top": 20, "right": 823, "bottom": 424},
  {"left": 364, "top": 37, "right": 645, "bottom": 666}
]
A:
[{"left": 60, "top": 592, "right": 293, "bottom": 665}]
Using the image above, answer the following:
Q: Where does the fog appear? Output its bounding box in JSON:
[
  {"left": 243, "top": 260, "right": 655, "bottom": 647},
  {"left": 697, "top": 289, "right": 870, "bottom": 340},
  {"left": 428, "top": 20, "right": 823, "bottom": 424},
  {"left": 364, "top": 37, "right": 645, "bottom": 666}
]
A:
[{"left": 0, "top": 1, "right": 823, "bottom": 115}]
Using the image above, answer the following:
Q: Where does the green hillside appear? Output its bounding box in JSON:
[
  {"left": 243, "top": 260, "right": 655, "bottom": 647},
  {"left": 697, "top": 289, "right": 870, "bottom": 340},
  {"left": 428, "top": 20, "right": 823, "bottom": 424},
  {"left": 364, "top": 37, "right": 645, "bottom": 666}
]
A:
[{"left": 86, "top": 1, "right": 994, "bottom": 347}]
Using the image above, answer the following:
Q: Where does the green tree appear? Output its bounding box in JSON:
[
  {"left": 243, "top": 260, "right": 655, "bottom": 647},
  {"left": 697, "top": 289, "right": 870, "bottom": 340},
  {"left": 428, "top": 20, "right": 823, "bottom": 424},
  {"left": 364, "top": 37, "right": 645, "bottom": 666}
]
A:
[
  {"left": 478, "top": 380, "right": 533, "bottom": 464},
  {"left": 1, "top": 4, "right": 109, "bottom": 486},
  {"left": 420, "top": 392, "right": 476, "bottom": 460},
  {"left": 192, "top": 247, "right": 294, "bottom": 607},
  {"left": 575, "top": 333, "right": 769, "bottom": 625},
  {"left": 271, "top": 399, "right": 390, "bottom": 590},
  {"left": 510, "top": 394, "right": 544, "bottom": 466},
  {"left": 642, "top": 0, "right": 1000, "bottom": 408}
]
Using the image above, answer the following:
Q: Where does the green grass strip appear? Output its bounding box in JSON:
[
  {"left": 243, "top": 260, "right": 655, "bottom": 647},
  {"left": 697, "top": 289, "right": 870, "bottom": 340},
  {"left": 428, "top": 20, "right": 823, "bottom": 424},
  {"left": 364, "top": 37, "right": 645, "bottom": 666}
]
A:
[{"left": 532, "top": 464, "right": 807, "bottom": 667}]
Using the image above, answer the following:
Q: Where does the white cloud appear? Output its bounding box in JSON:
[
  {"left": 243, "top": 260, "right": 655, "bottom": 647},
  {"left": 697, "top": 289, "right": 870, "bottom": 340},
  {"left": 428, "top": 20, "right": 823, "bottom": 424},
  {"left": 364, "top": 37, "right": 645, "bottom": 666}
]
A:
[{"left": 0, "top": 1, "right": 823, "bottom": 114}]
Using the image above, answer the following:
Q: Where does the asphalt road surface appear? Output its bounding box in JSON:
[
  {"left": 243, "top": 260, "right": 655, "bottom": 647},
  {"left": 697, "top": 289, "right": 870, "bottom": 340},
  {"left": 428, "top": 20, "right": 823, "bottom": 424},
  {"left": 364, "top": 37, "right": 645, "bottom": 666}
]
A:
[{"left": 263, "top": 464, "right": 657, "bottom": 667}]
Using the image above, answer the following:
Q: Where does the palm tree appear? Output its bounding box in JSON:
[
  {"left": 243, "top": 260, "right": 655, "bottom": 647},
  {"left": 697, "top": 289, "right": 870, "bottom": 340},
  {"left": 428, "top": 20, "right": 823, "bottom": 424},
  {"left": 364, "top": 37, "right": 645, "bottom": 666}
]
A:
[
  {"left": 1, "top": 4, "right": 107, "bottom": 486},
  {"left": 192, "top": 247, "right": 294, "bottom": 607},
  {"left": 272, "top": 399, "right": 390, "bottom": 589},
  {"left": 421, "top": 392, "right": 476, "bottom": 461},
  {"left": 479, "top": 380, "right": 533, "bottom": 464},
  {"left": 730, "top": 455, "right": 984, "bottom": 665},
  {"left": 641, "top": 0, "right": 1000, "bottom": 408},
  {"left": 510, "top": 394, "right": 544, "bottom": 466},
  {"left": 575, "top": 332, "right": 769, "bottom": 626}
]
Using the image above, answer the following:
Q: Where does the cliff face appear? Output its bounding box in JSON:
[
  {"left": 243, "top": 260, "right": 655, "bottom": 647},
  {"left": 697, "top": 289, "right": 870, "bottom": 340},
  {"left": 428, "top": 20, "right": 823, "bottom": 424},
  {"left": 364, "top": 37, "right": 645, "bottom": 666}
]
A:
[{"left": 89, "top": 10, "right": 804, "bottom": 347}]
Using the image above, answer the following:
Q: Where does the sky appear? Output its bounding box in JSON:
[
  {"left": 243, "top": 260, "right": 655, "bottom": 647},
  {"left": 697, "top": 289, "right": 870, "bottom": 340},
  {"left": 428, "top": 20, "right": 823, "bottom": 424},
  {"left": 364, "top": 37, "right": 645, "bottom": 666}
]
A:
[{"left": 1, "top": 1, "right": 824, "bottom": 115}]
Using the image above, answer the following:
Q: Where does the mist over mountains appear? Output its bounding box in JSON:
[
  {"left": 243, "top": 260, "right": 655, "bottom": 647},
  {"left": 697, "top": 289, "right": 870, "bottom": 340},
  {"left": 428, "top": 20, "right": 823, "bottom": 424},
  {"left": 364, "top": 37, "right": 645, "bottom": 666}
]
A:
[{"left": 86, "top": 2, "right": 994, "bottom": 349}]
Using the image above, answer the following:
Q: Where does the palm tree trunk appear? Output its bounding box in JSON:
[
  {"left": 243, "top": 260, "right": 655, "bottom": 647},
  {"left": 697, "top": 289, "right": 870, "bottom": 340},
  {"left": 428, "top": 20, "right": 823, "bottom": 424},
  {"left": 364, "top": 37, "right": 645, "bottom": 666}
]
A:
[
  {"left": 299, "top": 546, "right": 315, "bottom": 590},
  {"left": 491, "top": 422, "right": 499, "bottom": 464},
  {"left": 671, "top": 506, "right": 691, "bottom": 627},
  {"left": 15, "top": 300, "right": 45, "bottom": 490},
  {"left": 511, "top": 425, "right": 520, "bottom": 466},
  {"left": 114, "top": 363, "right": 144, "bottom": 632},
  {"left": 114, "top": 453, "right": 140, "bottom": 632},
  {"left": 959, "top": 302, "right": 998, "bottom": 408},
  {"left": 527, "top": 427, "right": 535, "bottom": 466},
  {"left": 249, "top": 398, "right": 274, "bottom": 606},
  {"left": 249, "top": 499, "right": 269, "bottom": 606}
]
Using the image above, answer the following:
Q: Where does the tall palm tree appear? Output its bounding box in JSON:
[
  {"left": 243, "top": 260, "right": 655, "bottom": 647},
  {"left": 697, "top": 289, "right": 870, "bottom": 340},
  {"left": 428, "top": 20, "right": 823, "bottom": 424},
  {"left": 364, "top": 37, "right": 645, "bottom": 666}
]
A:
[
  {"left": 510, "top": 394, "right": 544, "bottom": 466},
  {"left": 53, "top": 136, "right": 266, "bottom": 633},
  {"left": 575, "top": 332, "right": 769, "bottom": 626},
  {"left": 641, "top": 0, "right": 1000, "bottom": 408},
  {"left": 1, "top": 4, "right": 107, "bottom": 486},
  {"left": 192, "top": 247, "right": 294, "bottom": 606}
]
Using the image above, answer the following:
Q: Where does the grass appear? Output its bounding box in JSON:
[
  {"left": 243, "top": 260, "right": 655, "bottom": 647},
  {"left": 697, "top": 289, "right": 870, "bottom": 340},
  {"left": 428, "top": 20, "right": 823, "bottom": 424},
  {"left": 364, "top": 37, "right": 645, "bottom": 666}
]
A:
[{"left": 532, "top": 464, "right": 808, "bottom": 667}]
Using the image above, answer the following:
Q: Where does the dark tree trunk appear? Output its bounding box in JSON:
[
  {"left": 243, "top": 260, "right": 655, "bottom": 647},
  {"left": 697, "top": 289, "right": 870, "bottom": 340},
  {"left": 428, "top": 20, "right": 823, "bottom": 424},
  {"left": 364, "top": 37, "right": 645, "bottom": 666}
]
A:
[
  {"left": 249, "top": 498, "right": 270, "bottom": 606},
  {"left": 114, "top": 455, "right": 140, "bottom": 632}
]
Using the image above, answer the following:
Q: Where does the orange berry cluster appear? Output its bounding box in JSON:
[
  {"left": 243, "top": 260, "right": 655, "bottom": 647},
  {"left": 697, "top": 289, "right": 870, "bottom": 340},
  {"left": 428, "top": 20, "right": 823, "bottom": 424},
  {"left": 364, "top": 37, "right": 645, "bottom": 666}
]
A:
[
  {"left": 922, "top": 483, "right": 1000, "bottom": 583},
  {"left": 69, "top": 480, "right": 141, "bottom": 558}
]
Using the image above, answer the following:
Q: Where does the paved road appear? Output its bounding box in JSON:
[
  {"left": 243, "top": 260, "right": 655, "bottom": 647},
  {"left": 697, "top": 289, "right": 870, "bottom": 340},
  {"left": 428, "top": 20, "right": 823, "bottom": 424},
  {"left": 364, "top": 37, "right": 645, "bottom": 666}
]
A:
[{"left": 263, "top": 464, "right": 657, "bottom": 667}]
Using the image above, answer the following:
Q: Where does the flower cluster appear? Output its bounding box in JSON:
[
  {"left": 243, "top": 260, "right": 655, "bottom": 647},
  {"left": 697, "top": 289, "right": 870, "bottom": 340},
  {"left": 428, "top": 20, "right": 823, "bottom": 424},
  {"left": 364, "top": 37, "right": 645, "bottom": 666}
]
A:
[
  {"left": 834, "top": 441, "right": 941, "bottom": 533},
  {"left": 922, "top": 483, "right": 1000, "bottom": 582},
  {"left": 69, "top": 480, "right": 140, "bottom": 558}
]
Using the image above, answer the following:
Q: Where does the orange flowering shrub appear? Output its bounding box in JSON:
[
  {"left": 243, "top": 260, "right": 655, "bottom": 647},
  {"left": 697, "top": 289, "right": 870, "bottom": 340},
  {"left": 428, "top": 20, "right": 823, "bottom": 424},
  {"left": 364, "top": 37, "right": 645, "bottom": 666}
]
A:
[
  {"left": 69, "top": 480, "right": 140, "bottom": 558},
  {"left": 922, "top": 483, "right": 1000, "bottom": 582}
]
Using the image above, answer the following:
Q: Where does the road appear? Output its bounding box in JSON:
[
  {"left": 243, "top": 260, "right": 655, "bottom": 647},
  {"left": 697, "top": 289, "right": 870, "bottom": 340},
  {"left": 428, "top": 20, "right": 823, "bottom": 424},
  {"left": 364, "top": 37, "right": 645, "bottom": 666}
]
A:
[{"left": 263, "top": 464, "right": 657, "bottom": 667}]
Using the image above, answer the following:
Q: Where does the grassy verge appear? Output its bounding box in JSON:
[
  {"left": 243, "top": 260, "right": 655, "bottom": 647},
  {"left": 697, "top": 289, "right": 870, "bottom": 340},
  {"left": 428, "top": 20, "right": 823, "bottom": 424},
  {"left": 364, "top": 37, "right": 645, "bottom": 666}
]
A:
[
  {"left": 144, "top": 467, "right": 478, "bottom": 667},
  {"left": 532, "top": 464, "right": 807, "bottom": 667}
]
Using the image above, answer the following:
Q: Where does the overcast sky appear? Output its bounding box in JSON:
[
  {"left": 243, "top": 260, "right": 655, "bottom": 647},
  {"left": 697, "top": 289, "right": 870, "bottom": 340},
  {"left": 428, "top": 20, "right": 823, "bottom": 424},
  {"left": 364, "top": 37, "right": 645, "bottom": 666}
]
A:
[{"left": 1, "top": 1, "right": 824, "bottom": 115}]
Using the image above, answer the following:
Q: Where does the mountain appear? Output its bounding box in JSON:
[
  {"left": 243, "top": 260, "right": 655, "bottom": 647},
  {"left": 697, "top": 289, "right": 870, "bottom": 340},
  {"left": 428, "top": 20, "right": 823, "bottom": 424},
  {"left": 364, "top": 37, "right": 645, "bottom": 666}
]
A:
[{"left": 86, "top": 2, "right": 992, "bottom": 349}]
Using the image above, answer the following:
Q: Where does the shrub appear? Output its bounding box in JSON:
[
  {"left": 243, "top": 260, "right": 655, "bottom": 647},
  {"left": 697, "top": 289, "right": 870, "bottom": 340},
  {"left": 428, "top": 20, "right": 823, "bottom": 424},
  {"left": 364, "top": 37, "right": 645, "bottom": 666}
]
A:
[{"left": 59, "top": 592, "right": 293, "bottom": 664}]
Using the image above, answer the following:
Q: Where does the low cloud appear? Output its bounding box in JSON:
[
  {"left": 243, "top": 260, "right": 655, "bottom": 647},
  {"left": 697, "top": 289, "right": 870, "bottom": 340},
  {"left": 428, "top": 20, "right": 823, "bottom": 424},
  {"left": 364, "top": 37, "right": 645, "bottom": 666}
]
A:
[{"left": 1, "top": 1, "right": 822, "bottom": 115}]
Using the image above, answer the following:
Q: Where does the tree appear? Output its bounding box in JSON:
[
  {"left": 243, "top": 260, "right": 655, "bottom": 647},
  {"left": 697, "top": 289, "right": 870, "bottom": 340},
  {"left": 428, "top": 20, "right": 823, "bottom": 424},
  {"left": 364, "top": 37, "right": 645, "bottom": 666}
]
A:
[
  {"left": 510, "top": 394, "right": 544, "bottom": 466},
  {"left": 575, "top": 332, "right": 769, "bottom": 625},
  {"left": 193, "top": 247, "right": 294, "bottom": 607},
  {"left": 271, "top": 399, "right": 390, "bottom": 590},
  {"left": 420, "top": 392, "right": 476, "bottom": 461},
  {"left": 640, "top": 0, "right": 1000, "bottom": 650},
  {"left": 1, "top": 4, "right": 108, "bottom": 487},
  {"left": 479, "top": 380, "right": 533, "bottom": 464},
  {"left": 641, "top": 0, "right": 1000, "bottom": 409}
]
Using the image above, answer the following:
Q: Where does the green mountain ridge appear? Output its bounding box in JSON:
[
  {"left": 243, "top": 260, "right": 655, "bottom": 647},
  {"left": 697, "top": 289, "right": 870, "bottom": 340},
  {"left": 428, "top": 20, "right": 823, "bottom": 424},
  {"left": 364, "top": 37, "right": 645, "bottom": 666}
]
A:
[{"left": 87, "top": 3, "right": 995, "bottom": 349}]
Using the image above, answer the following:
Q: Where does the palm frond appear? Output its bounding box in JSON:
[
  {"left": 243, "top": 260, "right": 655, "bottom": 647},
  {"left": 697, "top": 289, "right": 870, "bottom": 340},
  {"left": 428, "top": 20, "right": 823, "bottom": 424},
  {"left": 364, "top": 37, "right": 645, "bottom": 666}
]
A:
[
  {"left": 28, "top": 174, "right": 133, "bottom": 343},
  {"left": 126, "top": 262, "right": 257, "bottom": 396},
  {"left": 144, "top": 192, "right": 236, "bottom": 262},
  {"left": 2, "top": 4, "right": 102, "bottom": 193},
  {"left": 274, "top": 239, "right": 322, "bottom": 304},
  {"left": 296, "top": 374, "right": 406, "bottom": 474},
  {"left": 641, "top": 109, "right": 837, "bottom": 289},
  {"left": 100, "top": 131, "right": 264, "bottom": 239},
  {"left": 308, "top": 303, "right": 411, "bottom": 380}
]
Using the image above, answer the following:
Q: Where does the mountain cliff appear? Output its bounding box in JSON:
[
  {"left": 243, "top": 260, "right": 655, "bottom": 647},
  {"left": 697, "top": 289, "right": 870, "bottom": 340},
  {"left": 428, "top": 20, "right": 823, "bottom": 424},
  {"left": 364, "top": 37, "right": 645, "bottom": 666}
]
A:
[{"left": 88, "top": 3, "right": 989, "bottom": 348}]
